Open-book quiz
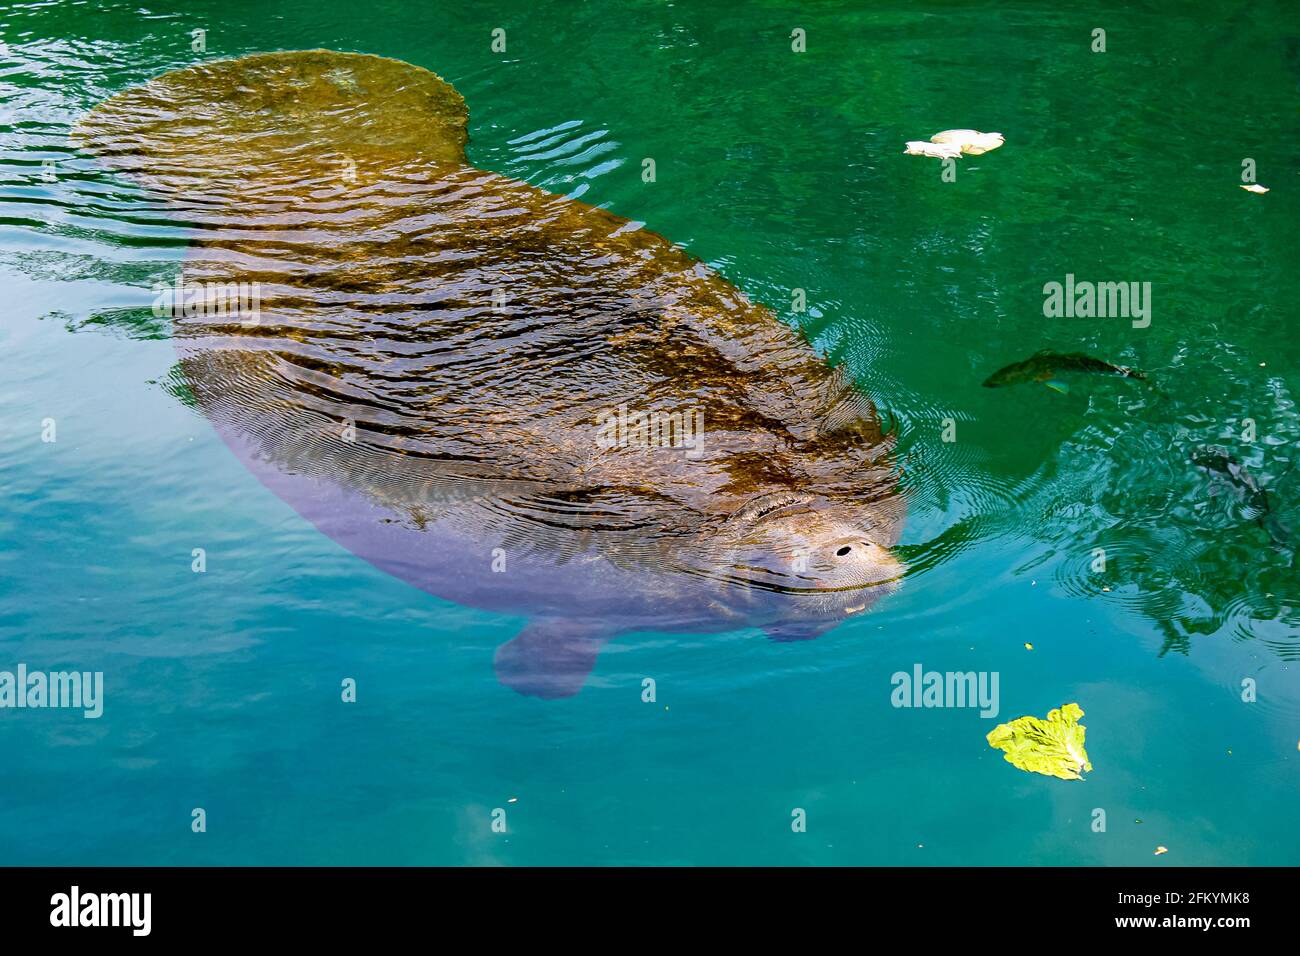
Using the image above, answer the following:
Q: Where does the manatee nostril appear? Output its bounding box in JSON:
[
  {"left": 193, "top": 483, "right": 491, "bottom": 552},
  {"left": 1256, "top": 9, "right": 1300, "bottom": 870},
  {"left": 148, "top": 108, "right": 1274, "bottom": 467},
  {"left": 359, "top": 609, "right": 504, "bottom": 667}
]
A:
[{"left": 836, "top": 545, "right": 852, "bottom": 557}]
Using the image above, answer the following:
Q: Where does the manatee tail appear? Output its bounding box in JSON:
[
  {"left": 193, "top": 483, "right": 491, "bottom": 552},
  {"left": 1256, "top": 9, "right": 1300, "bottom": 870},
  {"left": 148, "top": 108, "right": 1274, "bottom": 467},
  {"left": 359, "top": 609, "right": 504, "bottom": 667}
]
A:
[{"left": 73, "top": 50, "right": 469, "bottom": 196}]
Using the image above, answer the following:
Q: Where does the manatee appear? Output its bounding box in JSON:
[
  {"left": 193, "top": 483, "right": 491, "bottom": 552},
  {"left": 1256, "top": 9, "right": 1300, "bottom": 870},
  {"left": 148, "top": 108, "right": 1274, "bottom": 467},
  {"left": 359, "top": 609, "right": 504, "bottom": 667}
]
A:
[{"left": 74, "top": 50, "right": 905, "bottom": 697}]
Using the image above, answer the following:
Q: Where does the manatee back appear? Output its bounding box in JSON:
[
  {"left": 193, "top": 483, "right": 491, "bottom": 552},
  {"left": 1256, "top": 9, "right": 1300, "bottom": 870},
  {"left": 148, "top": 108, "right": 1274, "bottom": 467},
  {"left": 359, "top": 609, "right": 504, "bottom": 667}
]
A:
[{"left": 73, "top": 49, "right": 898, "bottom": 549}]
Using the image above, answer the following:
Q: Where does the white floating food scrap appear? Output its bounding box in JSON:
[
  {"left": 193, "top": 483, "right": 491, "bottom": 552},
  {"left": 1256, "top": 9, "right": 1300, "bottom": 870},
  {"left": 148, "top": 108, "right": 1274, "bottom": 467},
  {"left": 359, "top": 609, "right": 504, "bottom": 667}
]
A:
[
  {"left": 1240, "top": 184, "right": 1269, "bottom": 194},
  {"left": 904, "top": 139, "right": 962, "bottom": 159},
  {"left": 930, "top": 129, "right": 1005, "bottom": 155}
]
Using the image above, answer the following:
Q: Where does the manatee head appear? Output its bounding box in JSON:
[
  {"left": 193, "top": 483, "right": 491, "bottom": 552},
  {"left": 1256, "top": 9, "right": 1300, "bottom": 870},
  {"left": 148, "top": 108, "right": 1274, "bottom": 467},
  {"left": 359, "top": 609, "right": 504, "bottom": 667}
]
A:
[{"left": 705, "top": 491, "right": 905, "bottom": 639}]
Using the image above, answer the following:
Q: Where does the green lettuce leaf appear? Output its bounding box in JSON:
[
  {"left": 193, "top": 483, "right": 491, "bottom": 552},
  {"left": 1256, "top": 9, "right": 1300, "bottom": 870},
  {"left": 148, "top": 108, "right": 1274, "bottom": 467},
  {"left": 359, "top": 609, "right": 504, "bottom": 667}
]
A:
[{"left": 986, "top": 702, "right": 1092, "bottom": 780}]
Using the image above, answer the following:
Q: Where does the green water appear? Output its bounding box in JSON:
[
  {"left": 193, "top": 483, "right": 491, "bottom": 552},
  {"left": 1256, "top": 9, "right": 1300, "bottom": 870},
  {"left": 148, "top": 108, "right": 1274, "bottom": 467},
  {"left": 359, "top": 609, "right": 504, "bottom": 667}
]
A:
[{"left": 1, "top": 0, "right": 1297, "bottom": 864}]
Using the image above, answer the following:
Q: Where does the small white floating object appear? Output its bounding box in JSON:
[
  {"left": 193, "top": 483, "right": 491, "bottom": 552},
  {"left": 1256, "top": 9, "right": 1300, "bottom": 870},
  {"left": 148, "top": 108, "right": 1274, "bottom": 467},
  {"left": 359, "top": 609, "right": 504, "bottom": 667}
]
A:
[
  {"left": 1240, "top": 183, "right": 1269, "bottom": 194},
  {"left": 931, "top": 129, "right": 1005, "bottom": 155},
  {"left": 904, "top": 139, "right": 962, "bottom": 159}
]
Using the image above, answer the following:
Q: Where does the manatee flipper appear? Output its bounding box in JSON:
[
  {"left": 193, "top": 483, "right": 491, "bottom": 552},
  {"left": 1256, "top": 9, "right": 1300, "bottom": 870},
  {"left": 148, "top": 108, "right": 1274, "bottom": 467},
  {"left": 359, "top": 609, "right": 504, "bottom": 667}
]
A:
[
  {"left": 1043, "top": 379, "right": 1070, "bottom": 394},
  {"left": 152, "top": 362, "right": 199, "bottom": 410},
  {"left": 493, "top": 620, "right": 612, "bottom": 699},
  {"left": 814, "top": 364, "right": 879, "bottom": 437}
]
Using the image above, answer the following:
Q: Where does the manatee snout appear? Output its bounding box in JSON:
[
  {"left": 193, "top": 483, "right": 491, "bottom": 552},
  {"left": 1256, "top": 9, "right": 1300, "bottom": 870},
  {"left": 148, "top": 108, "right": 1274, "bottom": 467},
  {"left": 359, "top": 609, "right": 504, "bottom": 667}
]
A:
[{"left": 713, "top": 494, "right": 905, "bottom": 608}]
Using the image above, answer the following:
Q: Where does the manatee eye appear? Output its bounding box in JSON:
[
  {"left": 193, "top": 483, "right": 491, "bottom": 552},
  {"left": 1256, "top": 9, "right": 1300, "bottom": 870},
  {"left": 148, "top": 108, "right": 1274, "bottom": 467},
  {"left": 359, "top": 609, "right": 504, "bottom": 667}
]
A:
[{"left": 836, "top": 546, "right": 852, "bottom": 557}]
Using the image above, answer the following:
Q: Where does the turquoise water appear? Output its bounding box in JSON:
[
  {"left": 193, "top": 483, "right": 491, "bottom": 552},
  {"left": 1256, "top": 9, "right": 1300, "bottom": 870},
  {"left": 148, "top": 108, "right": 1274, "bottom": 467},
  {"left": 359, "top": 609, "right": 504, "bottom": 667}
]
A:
[{"left": 2, "top": 0, "right": 1298, "bottom": 865}]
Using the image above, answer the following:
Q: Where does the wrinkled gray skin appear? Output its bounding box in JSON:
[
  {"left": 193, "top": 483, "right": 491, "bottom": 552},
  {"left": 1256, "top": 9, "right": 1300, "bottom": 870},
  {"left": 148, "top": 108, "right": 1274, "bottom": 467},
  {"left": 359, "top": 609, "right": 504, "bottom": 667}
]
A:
[
  {"left": 76, "top": 50, "right": 906, "bottom": 697},
  {"left": 223, "top": 432, "right": 902, "bottom": 697}
]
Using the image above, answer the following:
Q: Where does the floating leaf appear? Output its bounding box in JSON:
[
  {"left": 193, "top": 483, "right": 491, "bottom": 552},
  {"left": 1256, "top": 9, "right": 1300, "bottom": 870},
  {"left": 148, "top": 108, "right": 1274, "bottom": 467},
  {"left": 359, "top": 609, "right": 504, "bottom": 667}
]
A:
[
  {"left": 986, "top": 702, "right": 1092, "bottom": 780},
  {"left": 931, "top": 129, "right": 1006, "bottom": 155},
  {"left": 903, "top": 139, "right": 961, "bottom": 159}
]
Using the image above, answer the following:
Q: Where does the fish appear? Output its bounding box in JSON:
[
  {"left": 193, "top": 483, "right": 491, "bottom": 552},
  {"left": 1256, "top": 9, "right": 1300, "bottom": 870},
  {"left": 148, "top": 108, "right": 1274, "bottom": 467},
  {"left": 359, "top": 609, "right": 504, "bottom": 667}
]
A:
[
  {"left": 981, "top": 350, "right": 1146, "bottom": 394},
  {"left": 1191, "top": 446, "right": 1289, "bottom": 545},
  {"left": 1240, "top": 184, "right": 1269, "bottom": 194},
  {"left": 74, "top": 50, "right": 907, "bottom": 698}
]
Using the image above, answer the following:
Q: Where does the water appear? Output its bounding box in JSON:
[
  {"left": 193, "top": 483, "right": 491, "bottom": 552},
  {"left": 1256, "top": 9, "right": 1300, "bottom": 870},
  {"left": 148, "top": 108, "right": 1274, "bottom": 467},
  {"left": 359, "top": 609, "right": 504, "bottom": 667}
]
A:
[{"left": 2, "top": 0, "right": 1298, "bottom": 865}]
